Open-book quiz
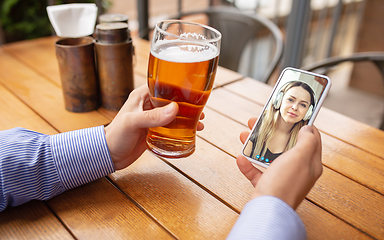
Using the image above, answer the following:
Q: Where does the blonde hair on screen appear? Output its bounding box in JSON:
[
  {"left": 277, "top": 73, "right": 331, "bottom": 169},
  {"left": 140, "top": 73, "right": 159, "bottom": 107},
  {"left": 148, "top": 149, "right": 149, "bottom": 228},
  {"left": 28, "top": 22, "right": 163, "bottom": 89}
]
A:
[{"left": 251, "top": 81, "right": 315, "bottom": 159}]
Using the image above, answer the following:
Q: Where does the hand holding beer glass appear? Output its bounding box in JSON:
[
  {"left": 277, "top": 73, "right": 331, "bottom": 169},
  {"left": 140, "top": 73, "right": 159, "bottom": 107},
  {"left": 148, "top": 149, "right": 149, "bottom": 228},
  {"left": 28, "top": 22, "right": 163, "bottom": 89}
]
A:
[{"left": 146, "top": 20, "right": 222, "bottom": 158}]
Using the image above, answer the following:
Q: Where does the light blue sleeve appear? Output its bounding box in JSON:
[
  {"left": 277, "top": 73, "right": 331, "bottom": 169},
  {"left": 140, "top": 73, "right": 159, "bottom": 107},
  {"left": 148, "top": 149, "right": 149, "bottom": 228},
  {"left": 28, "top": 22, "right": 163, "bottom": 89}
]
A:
[
  {"left": 227, "top": 196, "right": 306, "bottom": 240},
  {"left": 0, "top": 126, "right": 114, "bottom": 212}
]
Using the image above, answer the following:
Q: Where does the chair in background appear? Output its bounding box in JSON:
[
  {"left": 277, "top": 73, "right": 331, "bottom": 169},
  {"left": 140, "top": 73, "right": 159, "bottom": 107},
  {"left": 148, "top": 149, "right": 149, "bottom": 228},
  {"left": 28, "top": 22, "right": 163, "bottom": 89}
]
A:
[
  {"left": 303, "top": 52, "right": 384, "bottom": 130},
  {"left": 172, "top": 6, "right": 284, "bottom": 83}
]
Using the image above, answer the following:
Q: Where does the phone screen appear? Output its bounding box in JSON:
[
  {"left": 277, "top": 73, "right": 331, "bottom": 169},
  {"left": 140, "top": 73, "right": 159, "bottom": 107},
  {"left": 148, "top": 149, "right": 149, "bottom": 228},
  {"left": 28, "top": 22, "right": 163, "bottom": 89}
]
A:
[{"left": 242, "top": 67, "right": 331, "bottom": 167}]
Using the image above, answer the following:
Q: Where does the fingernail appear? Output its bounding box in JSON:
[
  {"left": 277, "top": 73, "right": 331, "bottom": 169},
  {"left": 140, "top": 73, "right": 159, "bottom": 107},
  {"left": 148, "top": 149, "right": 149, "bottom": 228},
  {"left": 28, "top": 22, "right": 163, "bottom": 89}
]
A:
[{"left": 164, "top": 102, "right": 175, "bottom": 115}]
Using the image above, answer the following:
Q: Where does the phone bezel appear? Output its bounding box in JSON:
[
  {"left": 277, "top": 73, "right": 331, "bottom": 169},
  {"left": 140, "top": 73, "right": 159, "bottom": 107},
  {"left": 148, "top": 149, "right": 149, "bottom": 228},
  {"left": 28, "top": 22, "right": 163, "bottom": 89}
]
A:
[{"left": 241, "top": 67, "right": 332, "bottom": 168}]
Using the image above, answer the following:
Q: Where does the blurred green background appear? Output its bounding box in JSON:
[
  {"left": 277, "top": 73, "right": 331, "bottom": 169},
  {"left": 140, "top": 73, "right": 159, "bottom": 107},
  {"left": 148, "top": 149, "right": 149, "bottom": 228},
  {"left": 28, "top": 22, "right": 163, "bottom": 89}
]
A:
[{"left": 0, "top": 0, "right": 111, "bottom": 43}]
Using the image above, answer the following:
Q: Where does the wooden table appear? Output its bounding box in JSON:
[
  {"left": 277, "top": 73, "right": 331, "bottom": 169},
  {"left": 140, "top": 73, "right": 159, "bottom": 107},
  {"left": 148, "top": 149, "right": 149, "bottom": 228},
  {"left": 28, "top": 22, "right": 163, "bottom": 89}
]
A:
[{"left": 0, "top": 36, "right": 383, "bottom": 240}]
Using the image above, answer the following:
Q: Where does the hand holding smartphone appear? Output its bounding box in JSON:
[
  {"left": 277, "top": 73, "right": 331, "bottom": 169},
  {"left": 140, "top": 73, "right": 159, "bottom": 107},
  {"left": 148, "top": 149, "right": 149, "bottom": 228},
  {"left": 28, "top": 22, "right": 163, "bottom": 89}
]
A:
[{"left": 242, "top": 67, "right": 331, "bottom": 168}]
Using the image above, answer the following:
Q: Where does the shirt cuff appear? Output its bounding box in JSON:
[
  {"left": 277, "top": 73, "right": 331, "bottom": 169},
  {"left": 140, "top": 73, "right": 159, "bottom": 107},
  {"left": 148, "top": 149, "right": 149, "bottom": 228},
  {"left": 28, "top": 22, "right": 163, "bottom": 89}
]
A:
[
  {"left": 50, "top": 126, "right": 115, "bottom": 190},
  {"left": 227, "top": 196, "right": 306, "bottom": 240}
]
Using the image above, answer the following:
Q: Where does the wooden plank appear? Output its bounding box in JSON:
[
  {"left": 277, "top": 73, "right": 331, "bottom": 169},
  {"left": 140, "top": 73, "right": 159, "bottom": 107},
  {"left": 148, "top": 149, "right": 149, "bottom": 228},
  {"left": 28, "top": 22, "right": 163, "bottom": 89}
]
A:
[
  {"left": 3, "top": 36, "right": 150, "bottom": 89},
  {"left": 0, "top": 49, "right": 110, "bottom": 133},
  {"left": 134, "top": 50, "right": 149, "bottom": 78},
  {"left": 129, "top": 29, "right": 382, "bottom": 240},
  {"left": 132, "top": 36, "right": 151, "bottom": 59},
  {"left": 192, "top": 100, "right": 380, "bottom": 238},
  {"left": 3, "top": 36, "right": 148, "bottom": 104},
  {"left": 206, "top": 87, "right": 263, "bottom": 126},
  {"left": 316, "top": 107, "right": 384, "bottom": 159},
  {"left": 134, "top": 72, "right": 148, "bottom": 88},
  {"left": 3, "top": 37, "right": 61, "bottom": 86},
  {"left": 167, "top": 111, "right": 371, "bottom": 239},
  {"left": 309, "top": 167, "right": 384, "bottom": 239},
  {"left": 2, "top": 36, "right": 379, "bottom": 239},
  {"left": 95, "top": 75, "right": 366, "bottom": 239},
  {"left": 3, "top": 36, "right": 243, "bottom": 95},
  {"left": 224, "top": 77, "right": 273, "bottom": 105},
  {"left": 221, "top": 78, "right": 384, "bottom": 194},
  {"left": 198, "top": 107, "right": 247, "bottom": 157},
  {"left": 0, "top": 201, "right": 73, "bottom": 240},
  {"left": 2, "top": 37, "right": 149, "bottom": 126},
  {"left": 0, "top": 83, "right": 57, "bottom": 134},
  {"left": 48, "top": 178, "right": 174, "bottom": 239},
  {"left": 224, "top": 78, "right": 384, "bottom": 160},
  {"left": 298, "top": 201, "right": 372, "bottom": 240},
  {"left": 214, "top": 67, "right": 243, "bottom": 87},
  {"left": 321, "top": 132, "right": 384, "bottom": 194},
  {"left": 108, "top": 151, "right": 239, "bottom": 239},
  {"left": 167, "top": 136, "right": 253, "bottom": 210},
  {"left": 208, "top": 85, "right": 384, "bottom": 196}
]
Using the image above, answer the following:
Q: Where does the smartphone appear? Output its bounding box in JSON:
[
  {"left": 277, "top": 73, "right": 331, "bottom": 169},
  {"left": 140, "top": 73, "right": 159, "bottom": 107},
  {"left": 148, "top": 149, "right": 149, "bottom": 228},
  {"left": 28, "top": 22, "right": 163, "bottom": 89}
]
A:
[{"left": 242, "top": 67, "right": 331, "bottom": 168}]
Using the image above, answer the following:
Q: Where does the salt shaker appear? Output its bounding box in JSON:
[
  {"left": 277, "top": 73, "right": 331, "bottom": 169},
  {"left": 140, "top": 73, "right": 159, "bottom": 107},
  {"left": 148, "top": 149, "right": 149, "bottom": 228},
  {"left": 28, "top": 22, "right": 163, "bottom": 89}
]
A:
[{"left": 94, "top": 21, "right": 134, "bottom": 111}]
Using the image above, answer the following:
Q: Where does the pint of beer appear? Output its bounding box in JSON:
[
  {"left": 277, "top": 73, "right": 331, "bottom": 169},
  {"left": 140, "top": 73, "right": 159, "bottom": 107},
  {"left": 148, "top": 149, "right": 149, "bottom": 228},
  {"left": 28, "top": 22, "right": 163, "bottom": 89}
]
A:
[{"left": 146, "top": 20, "right": 221, "bottom": 158}]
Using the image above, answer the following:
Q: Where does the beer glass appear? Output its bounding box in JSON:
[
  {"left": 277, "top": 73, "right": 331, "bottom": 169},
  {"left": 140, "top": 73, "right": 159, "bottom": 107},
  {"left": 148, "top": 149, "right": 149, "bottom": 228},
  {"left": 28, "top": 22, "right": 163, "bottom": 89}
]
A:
[{"left": 146, "top": 20, "right": 222, "bottom": 158}]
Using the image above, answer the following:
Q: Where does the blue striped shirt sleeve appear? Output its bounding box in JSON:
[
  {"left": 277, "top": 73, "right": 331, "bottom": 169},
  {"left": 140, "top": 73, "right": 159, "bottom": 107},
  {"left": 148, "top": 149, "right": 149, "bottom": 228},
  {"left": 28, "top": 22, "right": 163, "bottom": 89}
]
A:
[
  {"left": 51, "top": 126, "right": 115, "bottom": 190},
  {"left": 0, "top": 126, "right": 115, "bottom": 212},
  {"left": 226, "top": 196, "right": 306, "bottom": 240}
]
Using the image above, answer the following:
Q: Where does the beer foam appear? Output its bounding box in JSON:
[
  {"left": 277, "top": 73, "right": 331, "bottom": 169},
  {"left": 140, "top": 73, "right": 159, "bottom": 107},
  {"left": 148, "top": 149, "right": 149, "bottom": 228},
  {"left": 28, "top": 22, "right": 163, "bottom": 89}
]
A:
[
  {"left": 151, "top": 40, "right": 219, "bottom": 63},
  {"left": 180, "top": 32, "right": 207, "bottom": 41}
]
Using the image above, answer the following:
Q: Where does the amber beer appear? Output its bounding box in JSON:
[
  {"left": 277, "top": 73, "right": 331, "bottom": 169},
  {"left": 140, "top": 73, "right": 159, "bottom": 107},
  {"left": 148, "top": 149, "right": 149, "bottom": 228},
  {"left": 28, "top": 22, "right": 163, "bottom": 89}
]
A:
[{"left": 146, "top": 40, "right": 220, "bottom": 158}]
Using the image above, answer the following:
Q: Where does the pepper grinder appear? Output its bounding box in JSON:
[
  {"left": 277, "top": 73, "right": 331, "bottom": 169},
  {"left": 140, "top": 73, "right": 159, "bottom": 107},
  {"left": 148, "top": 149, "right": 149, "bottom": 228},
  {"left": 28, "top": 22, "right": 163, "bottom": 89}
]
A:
[{"left": 94, "top": 22, "right": 134, "bottom": 111}]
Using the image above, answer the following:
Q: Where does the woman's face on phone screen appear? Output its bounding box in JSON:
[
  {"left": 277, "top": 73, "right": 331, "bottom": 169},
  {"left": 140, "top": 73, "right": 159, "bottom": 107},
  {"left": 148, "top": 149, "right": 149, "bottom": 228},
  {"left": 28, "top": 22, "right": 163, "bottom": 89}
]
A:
[{"left": 280, "top": 86, "right": 311, "bottom": 124}]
